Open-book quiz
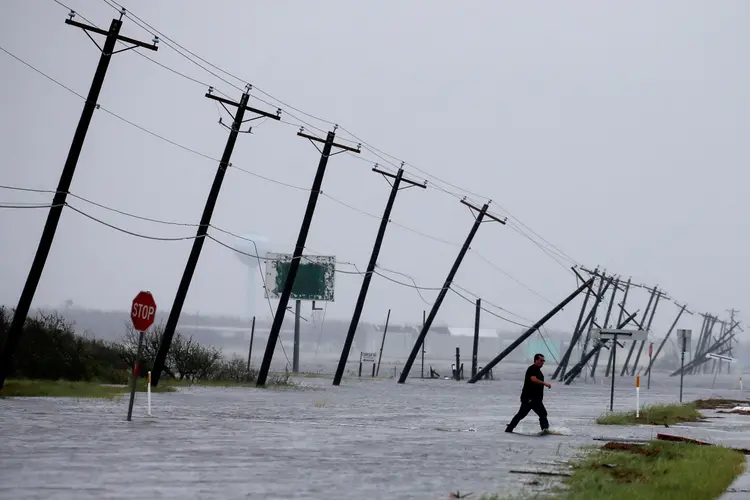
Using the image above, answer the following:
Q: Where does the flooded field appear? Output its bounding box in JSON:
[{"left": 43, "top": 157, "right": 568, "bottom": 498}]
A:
[{"left": 1, "top": 362, "right": 748, "bottom": 499}]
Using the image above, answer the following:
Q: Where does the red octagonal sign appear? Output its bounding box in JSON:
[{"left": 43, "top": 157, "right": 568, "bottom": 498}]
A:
[{"left": 131, "top": 291, "right": 157, "bottom": 332}]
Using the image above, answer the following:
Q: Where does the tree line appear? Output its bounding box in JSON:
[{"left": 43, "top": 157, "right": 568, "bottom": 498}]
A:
[{"left": 0, "top": 306, "right": 285, "bottom": 385}]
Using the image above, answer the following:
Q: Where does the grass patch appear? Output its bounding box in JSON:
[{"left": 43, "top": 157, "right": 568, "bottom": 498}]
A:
[
  {"left": 555, "top": 440, "right": 745, "bottom": 500},
  {"left": 0, "top": 378, "right": 175, "bottom": 399},
  {"left": 596, "top": 403, "right": 704, "bottom": 426}
]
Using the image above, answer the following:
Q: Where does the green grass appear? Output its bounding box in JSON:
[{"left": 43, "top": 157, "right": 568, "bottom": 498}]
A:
[
  {"left": 0, "top": 378, "right": 175, "bottom": 399},
  {"left": 596, "top": 402, "right": 704, "bottom": 426},
  {"left": 556, "top": 441, "right": 745, "bottom": 500},
  {"left": 479, "top": 441, "right": 745, "bottom": 500}
]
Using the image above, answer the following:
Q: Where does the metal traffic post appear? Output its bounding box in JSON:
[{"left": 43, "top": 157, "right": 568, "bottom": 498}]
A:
[
  {"left": 589, "top": 328, "right": 647, "bottom": 412},
  {"left": 677, "top": 329, "right": 692, "bottom": 403},
  {"left": 128, "top": 291, "right": 157, "bottom": 421}
]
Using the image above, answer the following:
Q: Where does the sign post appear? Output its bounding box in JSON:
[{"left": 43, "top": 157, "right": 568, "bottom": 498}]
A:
[
  {"left": 359, "top": 352, "right": 377, "bottom": 377},
  {"left": 677, "top": 329, "right": 691, "bottom": 403},
  {"left": 589, "top": 328, "right": 647, "bottom": 412},
  {"left": 647, "top": 342, "right": 653, "bottom": 390},
  {"left": 128, "top": 291, "right": 157, "bottom": 421},
  {"left": 707, "top": 352, "right": 735, "bottom": 389}
]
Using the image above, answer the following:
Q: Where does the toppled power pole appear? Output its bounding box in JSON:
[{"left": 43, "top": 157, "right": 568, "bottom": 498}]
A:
[
  {"left": 151, "top": 87, "right": 281, "bottom": 386},
  {"left": 332, "top": 164, "right": 426, "bottom": 386},
  {"left": 644, "top": 302, "right": 691, "bottom": 376},
  {"left": 630, "top": 288, "right": 669, "bottom": 375},
  {"left": 0, "top": 10, "right": 159, "bottom": 389},
  {"left": 468, "top": 277, "right": 595, "bottom": 384},
  {"left": 551, "top": 267, "right": 595, "bottom": 381},
  {"left": 257, "top": 128, "right": 361, "bottom": 386},
  {"left": 398, "top": 199, "right": 506, "bottom": 384},
  {"left": 605, "top": 278, "right": 631, "bottom": 377}
]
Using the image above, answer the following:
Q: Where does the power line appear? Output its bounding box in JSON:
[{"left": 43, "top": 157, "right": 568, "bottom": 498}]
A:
[{"left": 80, "top": 0, "right": 581, "bottom": 274}]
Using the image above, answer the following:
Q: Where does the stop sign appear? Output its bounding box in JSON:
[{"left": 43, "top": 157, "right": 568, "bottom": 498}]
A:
[{"left": 131, "top": 291, "right": 157, "bottom": 332}]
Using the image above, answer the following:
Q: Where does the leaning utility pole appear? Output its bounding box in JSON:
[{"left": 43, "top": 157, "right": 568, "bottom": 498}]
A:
[
  {"left": 151, "top": 86, "right": 281, "bottom": 385},
  {"left": 332, "top": 164, "right": 426, "bottom": 386},
  {"left": 644, "top": 302, "right": 690, "bottom": 376},
  {"left": 630, "top": 288, "right": 667, "bottom": 375},
  {"left": 0, "top": 10, "right": 159, "bottom": 389},
  {"left": 257, "top": 127, "right": 361, "bottom": 386},
  {"left": 589, "top": 277, "right": 620, "bottom": 378},
  {"left": 468, "top": 277, "right": 595, "bottom": 384},
  {"left": 398, "top": 199, "right": 506, "bottom": 383},
  {"left": 554, "top": 270, "right": 610, "bottom": 380},
  {"left": 472, "top": 298, "right": 481, "bottom": 378},
  {"left": 552, "top": 266, "right": 595, "bottom": 380},
  {"left": 606, "top": 278, "right": 631, "bottom": 377},
  {"left": 620, "top": 285, "right": 657, "bottom": 376}
]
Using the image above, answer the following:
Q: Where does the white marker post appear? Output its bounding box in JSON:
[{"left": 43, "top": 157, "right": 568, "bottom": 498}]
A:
[
  {"left": 589, "top": 328, "right": 647, "bottom": 412},
  {"left": 147, "top": 371, "right": 152, "bottom": 416},
  {"left": 636, "top": 375, "right": 641, "bottom": 418}
]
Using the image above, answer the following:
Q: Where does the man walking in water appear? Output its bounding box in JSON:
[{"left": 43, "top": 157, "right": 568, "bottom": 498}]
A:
[{"left": 505, "top": 353, "right": 551, "bottom": 434}]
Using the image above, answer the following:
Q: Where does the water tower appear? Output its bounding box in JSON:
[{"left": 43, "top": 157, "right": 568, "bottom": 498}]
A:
[{"left": 233, "top": 233, "right": 272, "bottom": 319}]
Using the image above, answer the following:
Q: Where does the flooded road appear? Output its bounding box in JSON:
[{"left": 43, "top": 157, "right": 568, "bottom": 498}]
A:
[{"left": 1, "top": 363, "right": 748, "bottom": 499}]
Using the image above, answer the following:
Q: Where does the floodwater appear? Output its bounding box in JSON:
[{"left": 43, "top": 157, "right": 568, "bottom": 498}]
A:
[{"left": 1, "top": 362, "right": 749, "bottom": 499}]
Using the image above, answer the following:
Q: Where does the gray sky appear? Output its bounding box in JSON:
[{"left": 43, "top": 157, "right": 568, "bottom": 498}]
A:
[{"left": 1, "top": 0, "right": 747, "bottom": 336}]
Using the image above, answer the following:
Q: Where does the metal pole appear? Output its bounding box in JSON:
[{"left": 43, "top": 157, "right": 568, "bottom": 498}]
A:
[
  {"left": 127, "top": 330, "right": 145, "bottom": 421},
  {"left": 472, "top": 299, "right": 481, "bottom": 378},
  {"left": 455, "top": 347, "right": 461, "bottom": 381},
  {"left": 257, "top": 130, "right": 338, "bottom": 386},
  {"left": 247, "top": 316, "right": 255, "bottom": 371},
  {"left": 0, "top": 17, "right": 157, "bottom": 388},
  {"left": 375, "top": 309, "right": 391, "bottom": 377},
  {"left": 293, "top": 299, "right": 301, "bottom": 373},
  {"left": 421, "top": 310, "right": 426, "bottom": 379},
  {"left": 468, "top": 277, "right": 594, "bottom": 383},
  {"left": 679, "top": 334, "right": 686, "bottom": 402},
  {"left": 609, "top": 333, "right": 617, "bottom": 411}
]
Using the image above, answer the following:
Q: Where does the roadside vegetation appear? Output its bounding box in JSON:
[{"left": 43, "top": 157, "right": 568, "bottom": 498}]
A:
[
  {"left": 479, "top": 441, "right": 744, "bottom": 500},
  {"left": 596, "top": 402, "right": 705, "bottom": 426},
  {"left": 0, "top": 306, "right": 296, "bottom": 398}
]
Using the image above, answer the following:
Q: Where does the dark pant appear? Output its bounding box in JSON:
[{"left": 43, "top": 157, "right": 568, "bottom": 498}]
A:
[{"left": 507, "top": 397, "right": 549, "bottom": 431}]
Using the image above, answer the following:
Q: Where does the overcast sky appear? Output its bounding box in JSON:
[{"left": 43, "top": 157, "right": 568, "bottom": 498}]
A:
[{"left": 1, "top": 0, "right": 747, "bottom": 337}]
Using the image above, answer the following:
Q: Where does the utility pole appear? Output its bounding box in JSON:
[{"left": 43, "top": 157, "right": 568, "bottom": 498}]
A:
[
  {"left": 375, "top": 309, "right": 391, "bottom": 377},
  {"left": 0, "top": 10, "right": 159, "bottom": 389},
  {"left": 552, "top": 266, "right": 599, "bottom": 380},
  {"left": 606, "top": 278, "right": 631, "bottom": 377},
  {"left": 578, "top": 271, "right": 613, "bottom": 362},
  {"left": 468, "top": 277, "right": 595, "bottom": 383},
  {"left": 332, "top": 164, "right": 425, "bottom": 386},
  {"left": 398, "top": 198, "right": 506, "bottom": 383},
  {"left": 589, "top": 277, "right": 620, "bottom": 378},
  {"left": 257, "top": 127, "right": 360, "bottom": 386},
  {"left": 472, "top": 298, "right": 481, "bottom": 378},
  {"left": 630, "top": 288, "right": 667, "bottom": 375},
  {"left": 246, "top": 316, "right": 256, "bottom": 371},
  {"left": 644, "top": 302, "right": 690, "bottom": 377},
  {"left": 421, "top": 309, "right": 426, "bottom": 379},
  {"left": 293, "top": 299, "right": 301, "bottom": 373},
  {"left": 151, "top": 86, "right": 281, "bottom": 385},
  {"left": 620, "top": 285, "right": 657, "bottom": 376},
  {"left": 554, "top": 268, "right": 609, "bottom": 380}
]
